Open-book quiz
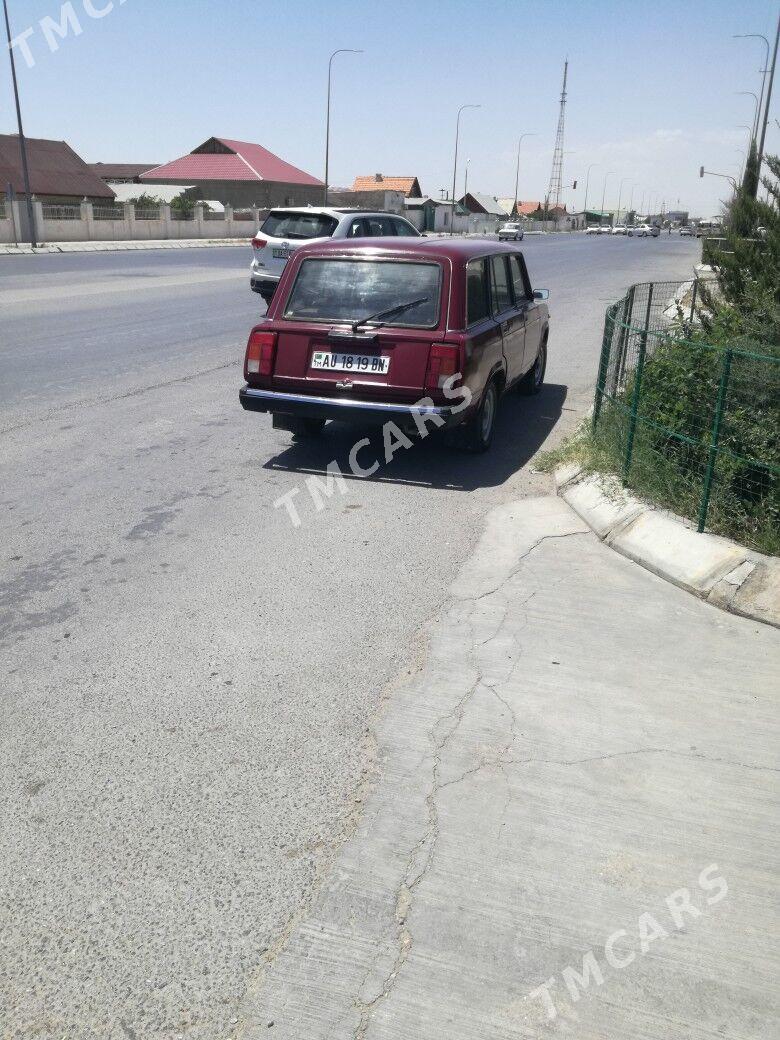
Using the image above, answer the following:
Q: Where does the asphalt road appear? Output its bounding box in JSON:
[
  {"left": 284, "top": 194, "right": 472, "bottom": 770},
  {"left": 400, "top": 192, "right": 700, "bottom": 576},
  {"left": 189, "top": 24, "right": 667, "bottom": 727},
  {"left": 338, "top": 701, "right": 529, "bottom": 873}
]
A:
[{"left": 0, "top": 235, "right": 700, "bottom": 1039}]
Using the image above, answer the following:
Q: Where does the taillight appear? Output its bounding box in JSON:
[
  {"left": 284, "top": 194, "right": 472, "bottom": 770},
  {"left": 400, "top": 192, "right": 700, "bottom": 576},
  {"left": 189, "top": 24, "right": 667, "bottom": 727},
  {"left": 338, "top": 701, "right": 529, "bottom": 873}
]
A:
[
  {"left": 251, "top": 237, "right": 267, "bottom": 250},
  {"left": 424, "top": 343, "right": 461, "bottom": 393},
  {"left": 245, "top": 330, "right": 277, "bottom": 378}
]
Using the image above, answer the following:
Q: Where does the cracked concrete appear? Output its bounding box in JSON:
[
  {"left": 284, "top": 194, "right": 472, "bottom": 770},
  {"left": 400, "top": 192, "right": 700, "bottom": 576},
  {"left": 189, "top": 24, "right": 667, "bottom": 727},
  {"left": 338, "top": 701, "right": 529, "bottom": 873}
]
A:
[{"left": 238, "top": 496, "right": 779, "bottom": 1038}]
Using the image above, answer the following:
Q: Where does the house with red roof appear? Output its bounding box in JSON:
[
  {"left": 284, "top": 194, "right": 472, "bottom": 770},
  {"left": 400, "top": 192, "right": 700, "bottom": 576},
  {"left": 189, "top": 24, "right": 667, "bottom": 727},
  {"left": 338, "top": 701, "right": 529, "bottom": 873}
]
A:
[{"left": 140, "top": 137, "right": 323, "bottom": 209}]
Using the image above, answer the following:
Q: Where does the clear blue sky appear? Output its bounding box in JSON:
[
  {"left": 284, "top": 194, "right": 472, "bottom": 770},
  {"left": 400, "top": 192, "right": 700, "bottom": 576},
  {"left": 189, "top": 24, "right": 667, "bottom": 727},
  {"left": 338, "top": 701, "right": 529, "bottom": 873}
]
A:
[{"left": 2, "top": 0, "right": 778, "bottom": 217}]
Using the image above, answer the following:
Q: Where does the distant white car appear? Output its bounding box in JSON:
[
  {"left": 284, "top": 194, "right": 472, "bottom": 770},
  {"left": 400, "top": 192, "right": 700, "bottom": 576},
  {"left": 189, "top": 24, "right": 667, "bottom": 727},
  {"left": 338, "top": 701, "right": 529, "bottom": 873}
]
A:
[
  {"left": 498, "top": 222, "right": 524, "bottom": 241},
  {"left": 628, "top": 224, "right": 660, "bottom": 238},
  {"left": 610, "top": 225, "right": 627, "bottom": 236},
  {"left": 679, "top": 226, "right": 694, "bottom": 237},
  {"left": 249, "top": 207, "right": 421, "bottom": 300}
]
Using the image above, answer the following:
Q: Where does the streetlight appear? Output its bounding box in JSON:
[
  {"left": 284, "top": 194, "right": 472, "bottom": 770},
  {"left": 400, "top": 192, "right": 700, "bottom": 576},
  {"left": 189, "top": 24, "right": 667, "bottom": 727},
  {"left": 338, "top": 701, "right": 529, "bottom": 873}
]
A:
[
  {"left": 513, "top": 132, "right": 537, "bottom": 215},
  {"left": 734, "top": 33, "right": 770, "bottom": 138},
  {"left": 736, "top": 90, "right": 759, "bottom": 135},
  {"left": 627, "top": 183, "right": 636, "bottom": 221},
  {"left": 699, "top": 166, "right": 738, "bottom": 190},
  {"left": 2, "top": 0, "right": 37, "bottom": 247},
  {"left": 324, "top": 48, "right": 363, "bottom": 204},
  {"left": 600, "top": 171, "right": 614, "bottom": 227},
  {"left": 450, "top": 103, "right": 480, "bottom": 235},
  {"left": 756, "top": 13, "right": 780, "bottom": 188},
  {"left": 583, "top": 163, "right": 600, "bottom": 218},
  {"left": 616, "top": 176, "right": 631, "bottom": 224}
]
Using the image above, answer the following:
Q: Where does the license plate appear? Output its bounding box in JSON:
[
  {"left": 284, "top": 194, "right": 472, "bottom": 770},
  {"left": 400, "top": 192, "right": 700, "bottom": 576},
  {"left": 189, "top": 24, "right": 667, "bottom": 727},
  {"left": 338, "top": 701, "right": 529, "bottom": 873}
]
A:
[
  {"left": 272, "top": 247, "right": 293, "bottom": 259},
  {"left": 311, "top": 351, "right": 390, "bottom": 374}
]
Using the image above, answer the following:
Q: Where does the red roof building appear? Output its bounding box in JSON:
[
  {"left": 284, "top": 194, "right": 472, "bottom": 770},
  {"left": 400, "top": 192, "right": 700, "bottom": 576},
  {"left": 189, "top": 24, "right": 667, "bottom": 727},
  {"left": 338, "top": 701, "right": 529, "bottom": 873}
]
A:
[{"left": 140, "top": 137, "right": 323, "bottom": 208}]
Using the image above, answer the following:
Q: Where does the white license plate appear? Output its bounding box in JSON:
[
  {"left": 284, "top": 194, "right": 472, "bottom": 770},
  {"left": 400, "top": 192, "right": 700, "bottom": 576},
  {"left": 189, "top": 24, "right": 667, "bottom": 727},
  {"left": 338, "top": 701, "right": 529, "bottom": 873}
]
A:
[
  {"left": 272, "top": 247, "right": 293, "bottom": 259},
  {"left": 311, "top": 351, "right": 390, "bottom": 374}
]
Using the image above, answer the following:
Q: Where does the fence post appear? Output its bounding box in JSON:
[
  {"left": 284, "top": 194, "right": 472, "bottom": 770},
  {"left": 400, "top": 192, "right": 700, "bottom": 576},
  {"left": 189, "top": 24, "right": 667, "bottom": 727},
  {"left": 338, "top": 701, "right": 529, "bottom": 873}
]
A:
[
  {"left": 611, "top": 285, "right": 635, "bottom": 395},
  {"left": 697, "top": 349, "right": 733, "bottom": 532},
  {"left": 688, "top": 278, "right": 698, "bottom": 330},
  {"left": 593, "top": 305, "right": 614, "bottom": 427},
  {"left": 622, "top": 283, "right": 654, "bottom": 482}
]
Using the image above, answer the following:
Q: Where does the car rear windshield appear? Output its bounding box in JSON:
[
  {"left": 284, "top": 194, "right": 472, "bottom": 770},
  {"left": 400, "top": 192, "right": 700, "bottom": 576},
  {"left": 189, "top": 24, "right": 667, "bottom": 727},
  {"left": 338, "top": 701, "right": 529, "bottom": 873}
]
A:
[
  {"left": 260, "top": 211, "right": 339, "bottom": 240},
  {"left": 283, "top": 258, "right": 441, "bottom": 327}
]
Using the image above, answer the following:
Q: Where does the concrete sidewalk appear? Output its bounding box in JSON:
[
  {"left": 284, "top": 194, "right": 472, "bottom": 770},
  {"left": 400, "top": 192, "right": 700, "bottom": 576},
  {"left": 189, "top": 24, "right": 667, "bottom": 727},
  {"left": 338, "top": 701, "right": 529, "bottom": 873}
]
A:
[{"left": 239, "top": 496, "right": 779, "bottom": 1039}]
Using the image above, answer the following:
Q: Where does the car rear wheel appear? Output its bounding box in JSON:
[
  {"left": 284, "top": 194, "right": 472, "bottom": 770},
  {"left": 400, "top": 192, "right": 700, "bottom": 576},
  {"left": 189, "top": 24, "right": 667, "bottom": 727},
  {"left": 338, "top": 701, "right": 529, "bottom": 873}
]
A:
[
  {"left": 519, "top": 339, "right": 547, "bottom": 396},
  {"left": 464, "top": 379, "right": 498, "bottom": 453}
]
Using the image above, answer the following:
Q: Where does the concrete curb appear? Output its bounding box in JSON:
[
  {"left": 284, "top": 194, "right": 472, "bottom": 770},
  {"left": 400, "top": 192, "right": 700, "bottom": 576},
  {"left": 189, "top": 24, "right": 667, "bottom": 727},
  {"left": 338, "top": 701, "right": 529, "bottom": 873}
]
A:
[
  {"left": 554, "top": 464, "right": 780, "bottom": 629},
  {"left": 0, "top": 239, "right": 251, "bottom": 256}
]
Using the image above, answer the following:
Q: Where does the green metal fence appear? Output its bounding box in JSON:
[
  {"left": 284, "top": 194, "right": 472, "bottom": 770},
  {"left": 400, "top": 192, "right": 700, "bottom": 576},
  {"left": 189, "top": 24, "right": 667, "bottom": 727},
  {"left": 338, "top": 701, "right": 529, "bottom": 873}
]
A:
[{"left": 593, "top": 278, "right": 780, "bottom": 552}]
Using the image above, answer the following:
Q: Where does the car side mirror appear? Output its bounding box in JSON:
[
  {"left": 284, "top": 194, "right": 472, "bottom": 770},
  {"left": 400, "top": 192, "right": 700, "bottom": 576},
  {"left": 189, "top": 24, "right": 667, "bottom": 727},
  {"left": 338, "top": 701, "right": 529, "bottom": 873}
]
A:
[{"left": 533, "top": 289, "right": 549, "bottom": 300}]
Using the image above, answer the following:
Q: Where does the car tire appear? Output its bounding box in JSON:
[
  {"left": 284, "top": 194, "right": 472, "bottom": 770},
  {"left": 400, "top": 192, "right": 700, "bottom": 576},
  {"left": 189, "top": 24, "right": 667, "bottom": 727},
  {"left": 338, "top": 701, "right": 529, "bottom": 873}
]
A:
[
  {"left": 289, "top": 418, "right": 326, "bottom": 440},
  {"left": 519, "top": 338, "right": 547, "bottom": 396},
  {"left": 464, "top": 378, "right": 499, "bottom": 453}
]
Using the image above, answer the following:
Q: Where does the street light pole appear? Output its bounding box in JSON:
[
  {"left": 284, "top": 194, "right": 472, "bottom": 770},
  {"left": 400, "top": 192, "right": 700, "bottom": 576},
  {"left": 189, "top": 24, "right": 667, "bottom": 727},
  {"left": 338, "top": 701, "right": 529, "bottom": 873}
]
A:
[
  {"left": 451, "top": 103, "right": 480, "bottom": 236},
  {"left": 513, "top": 132, "right": 537, "bottom": 215},
  {"left": 756, "top": 12, "right": 780, "bottom": 188},
  {"left": 324, "top": 48, "right": 362, "bottom": 205},
  {"left": 736, "top": 90, "right": 760, "bottom": 137},
  {"left": 583, "top": 163, "right": 599, "bottom": 218},
  {"left": 600, "top": 171, "right": 614, "bottom": 227},
  {"left": 734, "top": 33, "right": 770, "bottom": 139},
  {"left": 2, "top": 0, "right": 37, "bottom": 247},
  {"left": 617, "top": 176, "right": 630, "bottom": 225}
]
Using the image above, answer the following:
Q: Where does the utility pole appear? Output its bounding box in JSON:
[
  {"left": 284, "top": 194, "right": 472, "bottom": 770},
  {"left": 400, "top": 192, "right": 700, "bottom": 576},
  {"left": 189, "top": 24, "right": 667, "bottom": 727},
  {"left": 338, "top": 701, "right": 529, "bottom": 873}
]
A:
[
  {"left": 2, "top": 0, "right": 37, "bottom": 247},
  {"left": 583, "top": 163, "right": 599, "bottom": 218},
  {"left": 324, "top": 48, "right": 362, "bottom": 205},
  {"left": 546, "top": 59, "right": 568, "bottom": 209},
  {"left": 756, "top": 11, "right": 779, "bottom": 193},
  {"left": 450, "top": 104, "right": 479, "bottom": 236},
  {"left": 513, "top": 133, "right": 536, "bottom": 216}
]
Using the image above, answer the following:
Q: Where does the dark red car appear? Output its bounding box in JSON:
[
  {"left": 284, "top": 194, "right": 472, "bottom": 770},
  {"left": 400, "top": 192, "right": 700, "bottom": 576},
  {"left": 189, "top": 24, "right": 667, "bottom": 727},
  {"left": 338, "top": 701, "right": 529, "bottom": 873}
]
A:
[{"left": 239, "top": 238, "right": 549, "bottom": 451}]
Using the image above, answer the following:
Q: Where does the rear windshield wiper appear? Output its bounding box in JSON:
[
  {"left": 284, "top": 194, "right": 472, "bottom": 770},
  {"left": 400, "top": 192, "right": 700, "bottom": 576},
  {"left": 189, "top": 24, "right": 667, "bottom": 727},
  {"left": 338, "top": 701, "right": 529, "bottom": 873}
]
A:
[{"left": 351, "top": 297, "right": 429, "bottom": 334}]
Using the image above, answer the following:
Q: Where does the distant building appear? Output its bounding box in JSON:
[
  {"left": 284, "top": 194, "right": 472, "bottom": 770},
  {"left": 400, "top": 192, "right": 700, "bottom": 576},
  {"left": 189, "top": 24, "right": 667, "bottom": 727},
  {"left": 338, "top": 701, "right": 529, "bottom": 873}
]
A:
[
  {"left": 0, "top": 134, "right": 115, "bottom": 202},
  {"left": 460, "top": 192, "right": 510, "bottom": 219},
  {"left": 351, "top": 174, "right": 422, "bottom": 198},
  {"left": 140, "top": 136, "right": 323, "bottom": 208},
  {"left": 89, "top": 163, "right": 159, "bottom": 184}
]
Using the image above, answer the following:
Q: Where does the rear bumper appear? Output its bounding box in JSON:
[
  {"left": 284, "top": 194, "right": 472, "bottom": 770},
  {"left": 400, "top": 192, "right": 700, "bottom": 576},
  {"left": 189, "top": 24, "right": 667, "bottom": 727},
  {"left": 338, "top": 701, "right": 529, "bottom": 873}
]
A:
[
  {"left": 239, "top": 386, "right": 457, "bottom": 430},
  {"left": 250, "top": 274, "right": 280, "bottom": 297}
]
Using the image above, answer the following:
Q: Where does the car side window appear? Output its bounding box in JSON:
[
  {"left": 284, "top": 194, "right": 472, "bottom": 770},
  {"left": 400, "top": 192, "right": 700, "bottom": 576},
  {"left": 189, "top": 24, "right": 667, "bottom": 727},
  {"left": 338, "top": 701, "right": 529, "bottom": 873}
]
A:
[
  {"left": 348, "top": 219, "right": 366, "bottom": 237},
  {"left": 490, "top": 255, "right": 513, "bottom": 314},
  {"left": 392, "top": 218, "right": 413, "bottom": 236},
  {"left": 466, "top": 258, "right": 490, "bottom": 325},
  {"left": 508, "top": 254, "right": 530, "bottom": 302}
]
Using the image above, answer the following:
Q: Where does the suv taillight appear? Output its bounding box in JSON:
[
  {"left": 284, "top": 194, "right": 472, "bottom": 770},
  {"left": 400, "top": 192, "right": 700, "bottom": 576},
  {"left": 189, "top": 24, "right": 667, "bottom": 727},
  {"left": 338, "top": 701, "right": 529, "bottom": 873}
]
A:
[
  {"left": 245, "top": 330, "right": 277, "bottom": 378},
  {"left": 424, "top": 343, "right": 461, "bottom": 393},
  {"left": 251, "top": 237, "right": 267, "bottom": 250}
]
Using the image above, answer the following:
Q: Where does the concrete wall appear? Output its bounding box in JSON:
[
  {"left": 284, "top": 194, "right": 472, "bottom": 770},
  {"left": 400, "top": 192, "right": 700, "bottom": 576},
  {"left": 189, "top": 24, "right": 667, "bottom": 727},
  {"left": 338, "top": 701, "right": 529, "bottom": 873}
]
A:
[{"left": 0, "top": 199, "right": 269, "bottom": 244}]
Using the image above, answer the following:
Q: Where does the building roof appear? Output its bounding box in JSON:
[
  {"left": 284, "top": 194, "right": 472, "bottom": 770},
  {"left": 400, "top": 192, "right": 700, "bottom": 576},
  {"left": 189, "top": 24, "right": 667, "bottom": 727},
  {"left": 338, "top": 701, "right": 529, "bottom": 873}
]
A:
[
  {"left": 141, "top": 136, "right": 322, "bottom": 186},
  {"left": 461, "top": 192, "right": 510, "bottom": 216},
  {"left": 351, "top": 174, "right": 422, "bottom": 197},
  {"left": 0, "top": 134, "right": 115, "bottom": 198},
  {"left": 515, "top": 200, "right": 567, "bottom": 215},
  {"left": 89, "top": 162, "right": 158, "bottom": 182}
]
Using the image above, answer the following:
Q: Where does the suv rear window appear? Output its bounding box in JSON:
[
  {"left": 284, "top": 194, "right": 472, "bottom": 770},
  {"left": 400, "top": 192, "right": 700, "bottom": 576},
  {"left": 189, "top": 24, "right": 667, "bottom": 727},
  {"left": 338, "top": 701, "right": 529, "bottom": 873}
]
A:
[
  {"left": 283, "top": 258, "right": 441, "bottom": 327},
  {"left": 260, "top": 211, "right": 338, "bottom": 240}
]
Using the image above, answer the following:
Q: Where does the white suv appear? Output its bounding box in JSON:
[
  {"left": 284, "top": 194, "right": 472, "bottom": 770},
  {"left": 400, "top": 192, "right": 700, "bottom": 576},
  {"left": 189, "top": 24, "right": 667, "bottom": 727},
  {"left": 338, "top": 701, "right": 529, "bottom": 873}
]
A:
[{"left": 250, "top": 207, "right": 421, "bottom": 300}]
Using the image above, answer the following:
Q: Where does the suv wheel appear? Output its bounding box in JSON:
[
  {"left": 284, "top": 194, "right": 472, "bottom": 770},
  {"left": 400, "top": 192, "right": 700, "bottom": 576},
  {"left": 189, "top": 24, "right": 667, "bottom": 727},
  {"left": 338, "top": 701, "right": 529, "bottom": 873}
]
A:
[
  {"left": 519, "top": 339, "right": 547, "bottom": 396},
  {"left": 464, "top": 379, "right": 498, "bottom": 452}
]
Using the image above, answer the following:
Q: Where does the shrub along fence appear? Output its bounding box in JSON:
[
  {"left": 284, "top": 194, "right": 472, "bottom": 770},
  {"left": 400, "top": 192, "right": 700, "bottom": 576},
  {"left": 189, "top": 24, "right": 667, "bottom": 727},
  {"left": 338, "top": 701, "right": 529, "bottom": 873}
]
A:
[{"left": 593, "top": 279, "right": 780, "bottom": 554}]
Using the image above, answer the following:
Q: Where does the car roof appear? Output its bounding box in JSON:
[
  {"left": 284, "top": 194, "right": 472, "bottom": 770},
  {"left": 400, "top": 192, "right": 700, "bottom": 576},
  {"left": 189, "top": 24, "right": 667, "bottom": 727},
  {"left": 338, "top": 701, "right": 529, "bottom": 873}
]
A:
[
  {"left": 290, "top": 237, "right": 521, "bottom": 262},
  {"left": 265, "top": 206, "right": 412, "bottom": 219}
]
